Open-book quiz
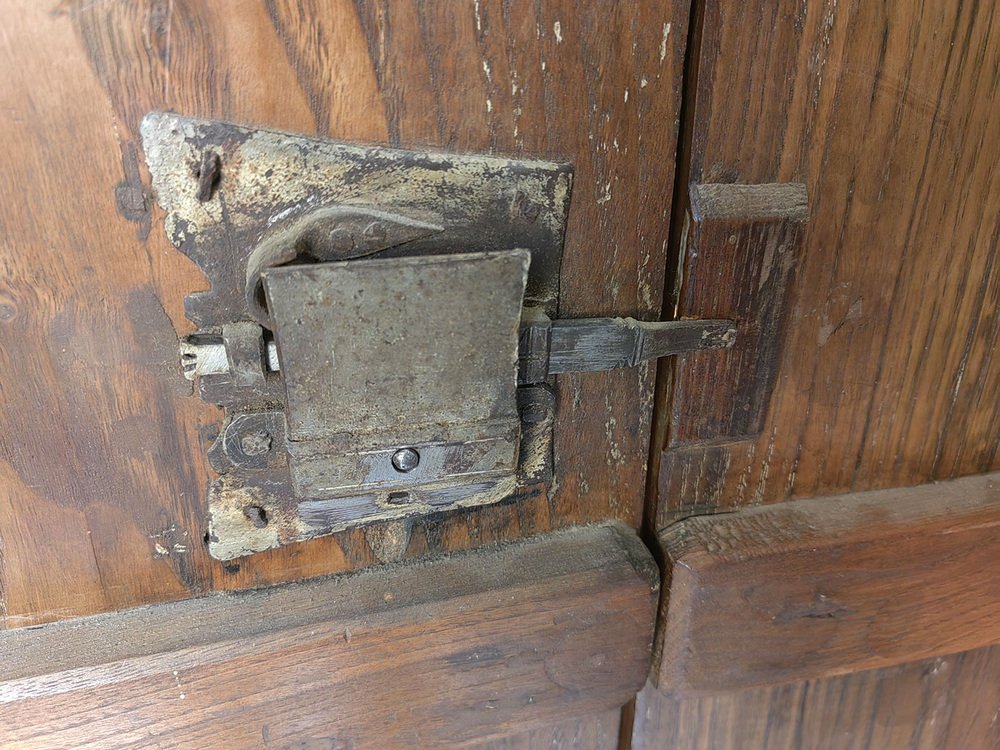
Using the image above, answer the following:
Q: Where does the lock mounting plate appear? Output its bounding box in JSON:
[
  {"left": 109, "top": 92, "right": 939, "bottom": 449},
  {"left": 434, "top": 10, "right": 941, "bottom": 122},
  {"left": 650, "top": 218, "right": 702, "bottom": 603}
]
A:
[{"left": 142, "top": 113, "right": 572, "bottom": 560}]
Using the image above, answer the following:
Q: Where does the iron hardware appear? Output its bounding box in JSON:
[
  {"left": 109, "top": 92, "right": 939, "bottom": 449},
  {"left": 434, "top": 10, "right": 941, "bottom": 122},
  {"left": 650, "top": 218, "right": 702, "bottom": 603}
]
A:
[
  {"left": 180, "top": 315, "right": 734, "bottom": 384},
  {"left": 142, "top": 113, "right": 733, "bottom": 559}
]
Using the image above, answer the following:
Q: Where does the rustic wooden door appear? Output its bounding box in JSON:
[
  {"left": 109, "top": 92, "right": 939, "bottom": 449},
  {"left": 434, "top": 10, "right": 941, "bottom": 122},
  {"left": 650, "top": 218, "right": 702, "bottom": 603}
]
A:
[
  {"left": 0, "top": 1, "right": 681, "bottom": 746},
  {"left": 0, "top": 0, "right": 997, "bottom": 747},
  {"left": 627, "top": 0, "right": 1000, "bottom": 746}
]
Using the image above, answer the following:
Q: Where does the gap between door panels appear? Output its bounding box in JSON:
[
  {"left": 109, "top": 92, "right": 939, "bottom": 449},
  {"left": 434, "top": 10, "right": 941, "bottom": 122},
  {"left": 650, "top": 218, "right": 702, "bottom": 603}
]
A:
[{"left": 620, "top": 0, "right": 709, "bottom": 745}]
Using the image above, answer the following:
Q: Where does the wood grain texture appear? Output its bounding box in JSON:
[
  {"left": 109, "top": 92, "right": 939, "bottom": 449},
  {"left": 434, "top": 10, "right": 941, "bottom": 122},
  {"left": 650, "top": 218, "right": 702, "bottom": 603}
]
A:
[
  {"left": 472, "top": 709, "right": 622, "bottom": 750},
  {"left": 0, "top": 524, "right": 657, "bottom": 748},
  {"left": 631, "top": 643, "right": 1000, "bottom": 750},
  {"left": 654, "top": 0, "right": 1000, "bottom": 525},
  {"left": 653, "top": 472, "right": 1000, "bottom": 692},
  {"left": 0, "top": 0, "right": 689, "bottom": 628},
  {"left": 666, "top": 182, "right": 807, "bottom": 446}
]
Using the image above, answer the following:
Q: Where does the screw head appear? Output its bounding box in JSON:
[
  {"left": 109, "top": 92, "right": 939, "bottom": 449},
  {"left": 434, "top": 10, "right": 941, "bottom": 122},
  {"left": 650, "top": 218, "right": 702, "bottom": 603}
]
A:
[
  {"left": 391, "top": 447, "right": 420, "bottom": 473},
  {"left": 240, "top": 430, "right": 272, "bottom": 457}
]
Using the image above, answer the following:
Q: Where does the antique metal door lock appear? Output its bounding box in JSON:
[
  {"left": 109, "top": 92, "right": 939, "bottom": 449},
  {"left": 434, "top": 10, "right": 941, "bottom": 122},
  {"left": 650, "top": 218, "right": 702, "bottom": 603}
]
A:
[{"left": 142, "top": 113, "right": 733, "bottom": 560}]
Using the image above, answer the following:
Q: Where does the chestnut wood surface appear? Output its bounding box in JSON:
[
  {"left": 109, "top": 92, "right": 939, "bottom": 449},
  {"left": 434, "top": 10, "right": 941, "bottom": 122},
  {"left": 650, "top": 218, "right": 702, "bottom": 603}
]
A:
[
  {"left": 0, "top": 0, "right": 687, "bottom": 619},
  {"left": 632, "top": 644, "right": 1000, "bottom": 750},
  {"left": 651, "top": 0, "right": 1000, "bottom": 528},
  {"left": 654, "top": 472, "right": 1000, "bottom": 692},
  {"left": 635, "top": 0, "right": 1000, "bottom": 744},
  {"left": 471, "top": 709, "right": 622, "bottom": 750},
  {"left": 0, "top": 524, "right": 657, "bottom": 748},
  {"left": 0, "top": 2, "right": 692, "bottom": 744},
  {"left": 666, "top": 182, "right": 807, "bottom": 447}
]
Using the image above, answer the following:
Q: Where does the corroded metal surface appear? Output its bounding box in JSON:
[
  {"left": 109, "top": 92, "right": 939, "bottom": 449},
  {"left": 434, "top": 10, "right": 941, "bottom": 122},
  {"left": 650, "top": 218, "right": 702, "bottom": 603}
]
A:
[
  {"left": 140, "top": 112, "right": 571, "bottom": 328},
  {"left": 142, "top": 113, "right": 571, "bottom": 560},
  {"left": 265, "top": 251, "right": 527, "bottom": 500}
]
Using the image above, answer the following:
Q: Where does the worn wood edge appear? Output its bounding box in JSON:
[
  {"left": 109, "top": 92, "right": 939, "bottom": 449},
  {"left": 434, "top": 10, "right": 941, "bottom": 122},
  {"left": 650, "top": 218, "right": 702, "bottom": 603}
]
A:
[
  {"left": 659, "top": 472, "right": 1000, "bottom": 562},
  {"left": 689, "top": 183, "right": 809, "bottom": 222},
  {"left": 1, "top": 522, "right": 656, "bottom": 688},
  {"left": 652, "top": 472, "right": 1000, "bottom": 693}
]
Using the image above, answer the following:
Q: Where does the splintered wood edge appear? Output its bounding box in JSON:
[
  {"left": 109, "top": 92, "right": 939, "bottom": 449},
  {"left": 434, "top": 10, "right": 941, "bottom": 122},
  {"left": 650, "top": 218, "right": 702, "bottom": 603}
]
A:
[
  {"left": 654, "top": 472, "right": 1000, "bottom": 693},
  {"left": 689, "top": 183, "right": 809, "bottom": 222},
  {"left": 0, "top": 524, "right": 657, "bottom": 746}
]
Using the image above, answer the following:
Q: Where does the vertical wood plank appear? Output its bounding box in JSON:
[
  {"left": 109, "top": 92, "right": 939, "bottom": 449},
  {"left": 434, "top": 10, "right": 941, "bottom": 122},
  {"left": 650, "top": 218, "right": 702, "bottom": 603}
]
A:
[
  {"left": 653, "top": 0, "right": 999, "bottom": 524},
  {"left": 638, "top": 0, "right": 1000, "bottom": 745},
  {"left": 631, "top": 645, "right": 1000, "bottom": 750}
]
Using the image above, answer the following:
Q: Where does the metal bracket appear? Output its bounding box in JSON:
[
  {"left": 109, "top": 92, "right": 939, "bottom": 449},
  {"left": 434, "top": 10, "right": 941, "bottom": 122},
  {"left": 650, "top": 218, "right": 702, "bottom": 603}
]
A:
[{"left": 142, "top": 113, "right": 733, "bottom": 560}]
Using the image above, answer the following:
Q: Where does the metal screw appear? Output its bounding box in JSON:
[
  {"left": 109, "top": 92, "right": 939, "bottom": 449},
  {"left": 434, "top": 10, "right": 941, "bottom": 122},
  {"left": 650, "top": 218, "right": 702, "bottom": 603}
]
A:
[
  {"left": 391, "top": 447, "right": 420, "bottom": 473},
  {"left": 240, "top": 430, "right": 272, "bottom": 456}
]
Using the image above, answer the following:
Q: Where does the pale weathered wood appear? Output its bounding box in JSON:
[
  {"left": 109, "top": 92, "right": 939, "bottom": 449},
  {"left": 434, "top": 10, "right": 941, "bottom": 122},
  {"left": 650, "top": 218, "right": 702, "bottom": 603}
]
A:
[
  {"left": 652, "top": 472, "right": 1000, "bottom": 693},
  {"left": 0, "top": 524, "right": 657, "bottom": 748},
  {"left": 632, "top": 644, "right": 1000, "bottom": 750}
]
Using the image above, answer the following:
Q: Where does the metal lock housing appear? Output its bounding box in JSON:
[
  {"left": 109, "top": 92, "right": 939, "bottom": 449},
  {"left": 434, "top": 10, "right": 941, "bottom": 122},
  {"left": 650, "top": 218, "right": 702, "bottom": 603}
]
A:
[
  {"left": 143, "top": 113, "right": 734, "bottom": 560},
  {"left": 143, "top": 113, "right": 571, "bottom": 560}
]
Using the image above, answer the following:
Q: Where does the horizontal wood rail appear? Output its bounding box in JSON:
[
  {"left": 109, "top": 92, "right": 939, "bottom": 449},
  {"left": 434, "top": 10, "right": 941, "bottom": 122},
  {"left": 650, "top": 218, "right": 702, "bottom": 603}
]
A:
[
  {"left": 0, "top": 524, "right": 657, "bottom": 748},
  {"left": 654, "top": 472, "right": 1000, "bottom": 692}
]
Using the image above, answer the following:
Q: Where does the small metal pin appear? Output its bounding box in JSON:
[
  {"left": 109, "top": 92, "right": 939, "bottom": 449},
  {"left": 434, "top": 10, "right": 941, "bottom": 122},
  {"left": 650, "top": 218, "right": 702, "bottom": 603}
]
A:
[
  {"left": 391, "top": 448, "right": 420, "bottom": 473},
  {"left": 195, "top": 150, "right": 222, "bottom": 202}
]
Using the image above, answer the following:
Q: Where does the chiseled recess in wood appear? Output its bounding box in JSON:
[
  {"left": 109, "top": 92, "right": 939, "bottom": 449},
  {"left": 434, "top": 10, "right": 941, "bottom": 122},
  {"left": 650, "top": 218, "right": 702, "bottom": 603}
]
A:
[
  {"left": 653, "top": 472, "right": 1000, "bottom": 693},
  {"left": 650, "top": 183, "right": 804, "bottom": 526},
  {"left": 655, "top": 0, "right": 1000, "bottom": 523},
  {"left": 0, "top": 0, "right": 690, "bottom": 633},
  {"left": 664, "top": 182, "right": 807, "bottom": 452},
  {"left": 632, "top": 642, "right": 1000, "bottom": 750},
  {"left": 0, "top": 524, "right": 657, "bottom": 748}
]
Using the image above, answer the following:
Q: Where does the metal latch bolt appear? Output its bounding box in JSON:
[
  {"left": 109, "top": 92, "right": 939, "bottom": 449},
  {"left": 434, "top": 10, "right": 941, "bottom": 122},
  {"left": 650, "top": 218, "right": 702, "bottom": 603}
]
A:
[{"left": 181, "top": 315, "right": 735, "bottom": 383}]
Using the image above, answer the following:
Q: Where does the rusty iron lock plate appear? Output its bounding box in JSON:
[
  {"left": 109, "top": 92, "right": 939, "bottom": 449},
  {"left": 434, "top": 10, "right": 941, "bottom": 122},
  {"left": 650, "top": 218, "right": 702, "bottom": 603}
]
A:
[{"left": 141, "top": 113, "right": 571, "bottom": 560}]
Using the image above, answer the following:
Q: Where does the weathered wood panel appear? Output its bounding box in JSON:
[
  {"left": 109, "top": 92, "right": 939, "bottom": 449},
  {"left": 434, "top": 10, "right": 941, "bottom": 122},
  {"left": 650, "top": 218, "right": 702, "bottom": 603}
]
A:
[
  {"left": 653, "top": 0, "right": 1000, "bottom": 526},
  {"left": 666, "top": 182, "right": 807, "bottom": 446},
  {"left": 0, "top": 0, "right": 689, "bottom": 627},
  {"left": 636, "top": 0, "right": 1000, "bottom": 744},
  {"left": 473, "top": 710, "right": 622, "bottom": 750},
  {"left": 653, "top": 473, "right": 1000, "bottom": 692},
  {"left": 632, "top": 643, "right": 1000, "bottom": 750},
  {"left": 0, "top": 524, "right": 657, "bottom": 748}
]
